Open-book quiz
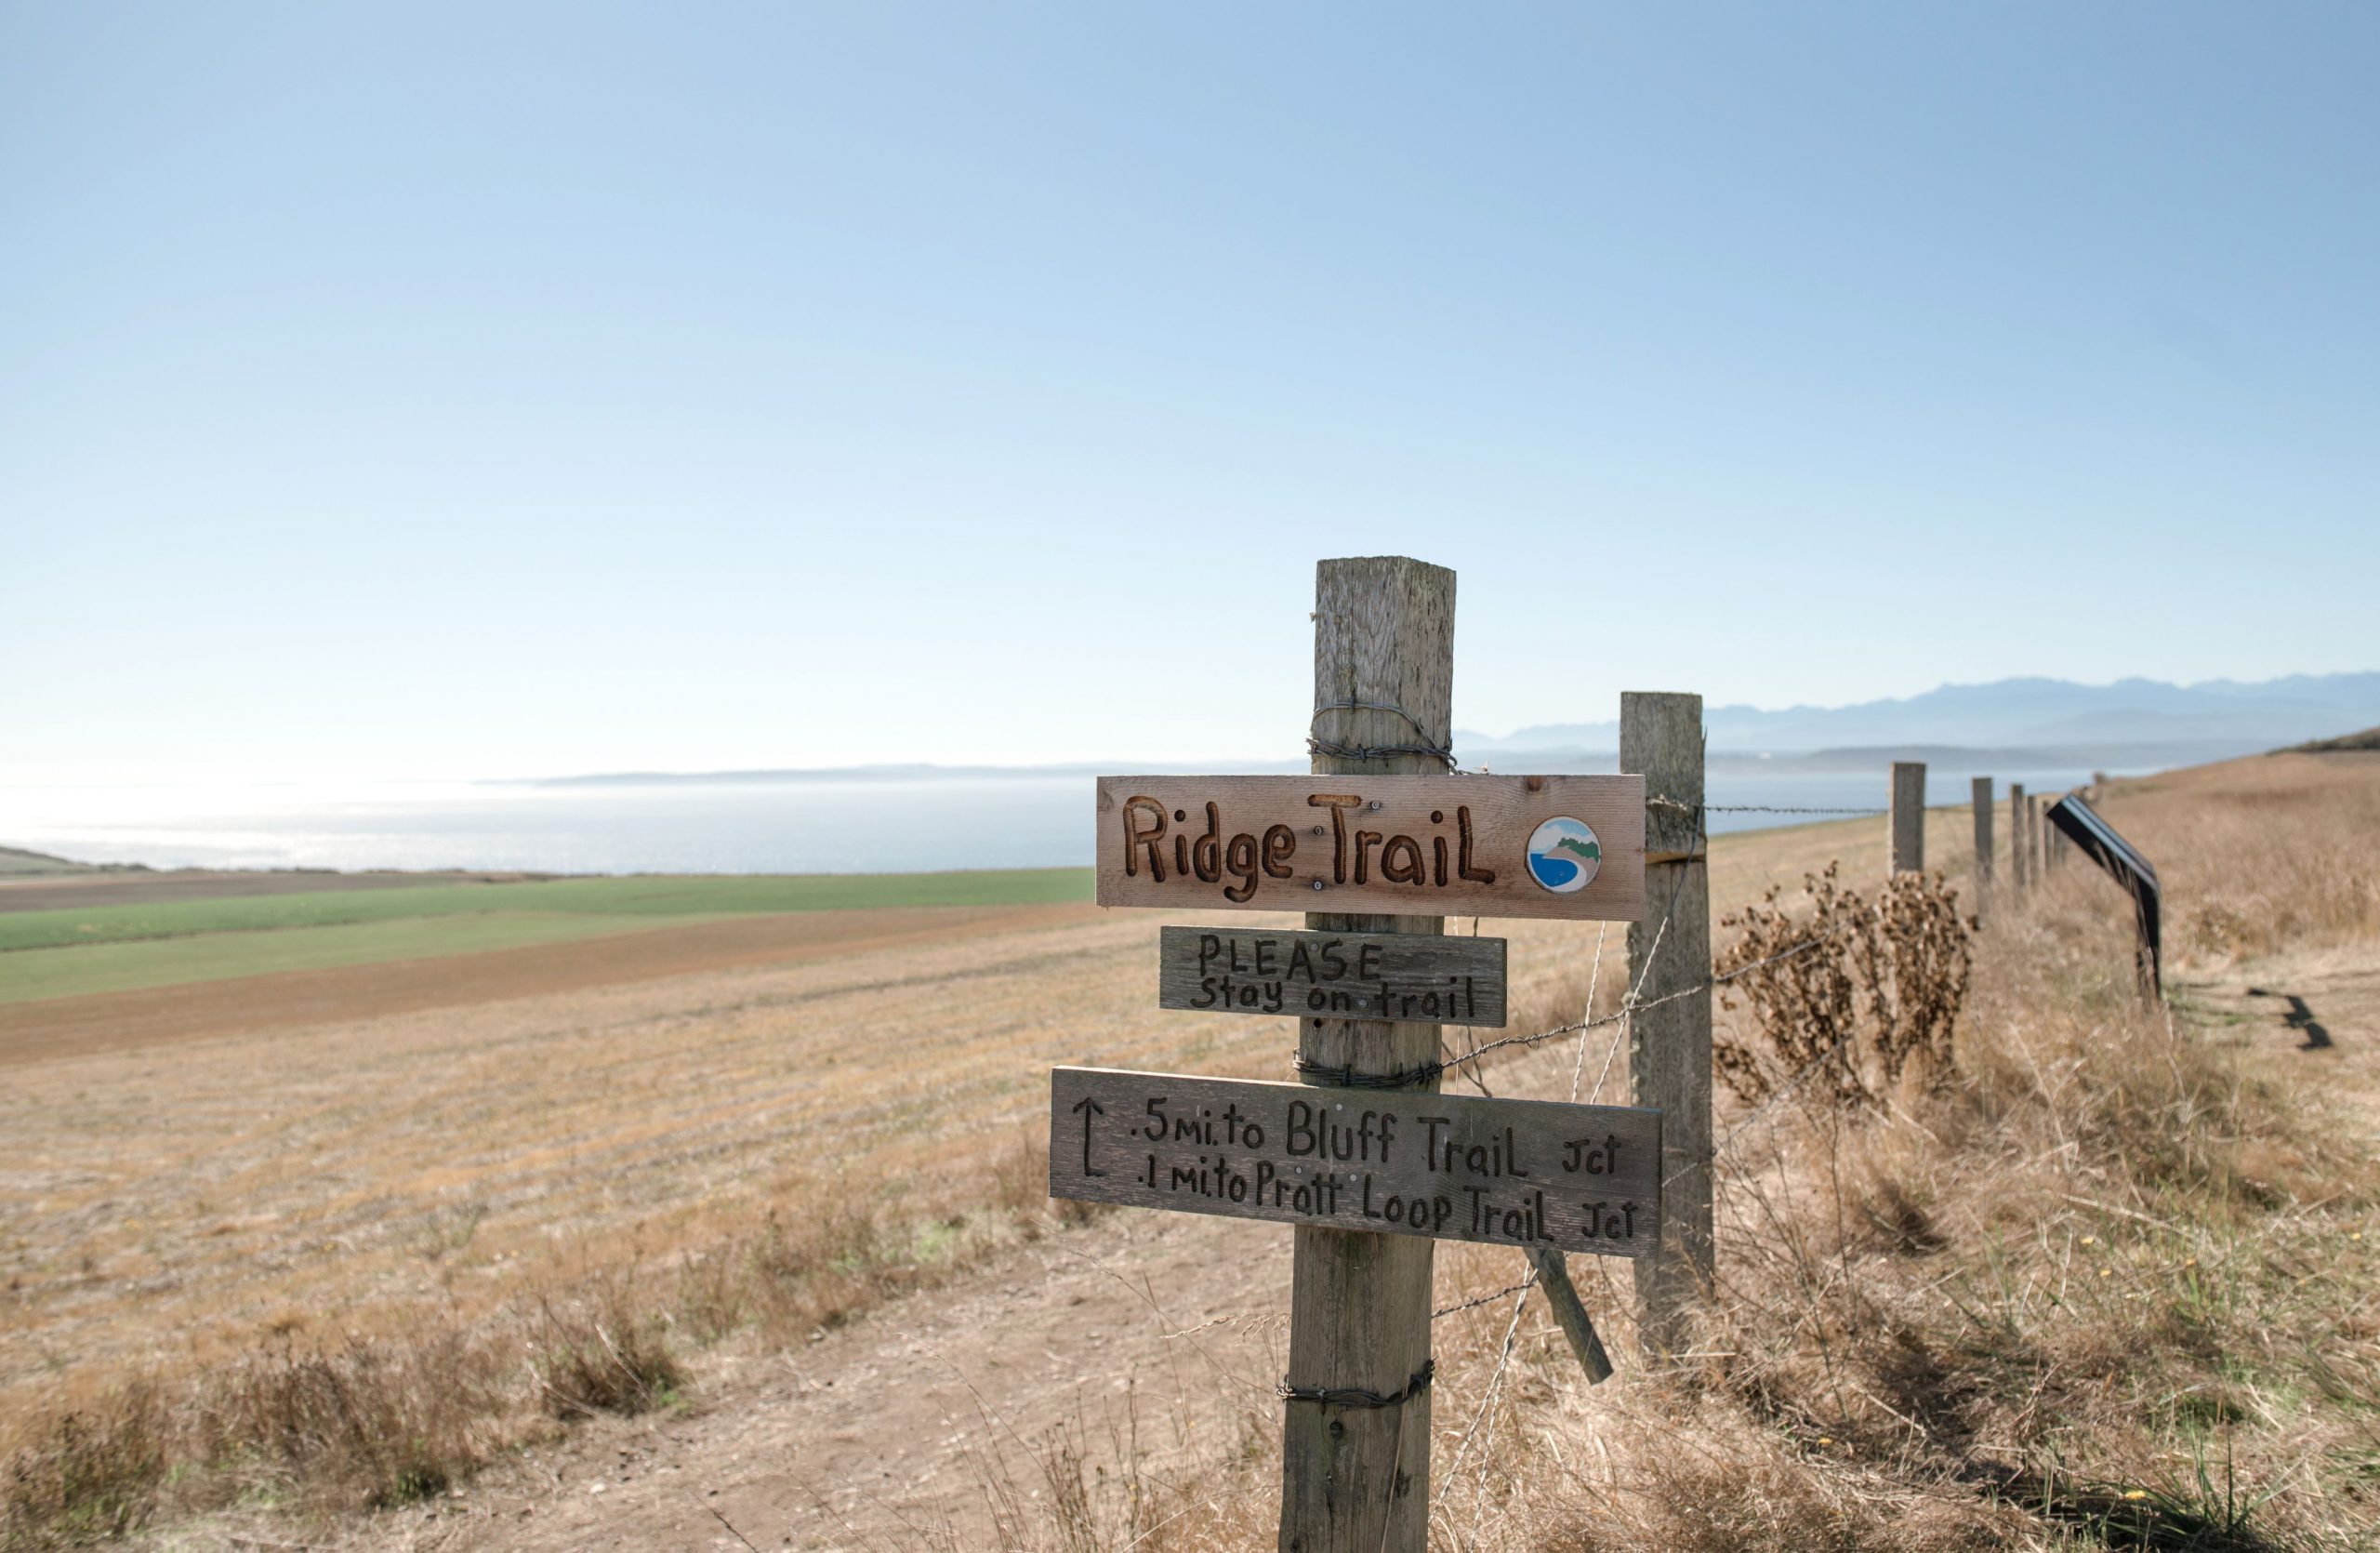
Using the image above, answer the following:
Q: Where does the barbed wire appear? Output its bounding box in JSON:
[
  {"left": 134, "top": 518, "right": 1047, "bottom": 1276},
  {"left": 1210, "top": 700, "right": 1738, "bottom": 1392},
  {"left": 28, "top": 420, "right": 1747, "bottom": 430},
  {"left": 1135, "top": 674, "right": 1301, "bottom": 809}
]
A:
[
  {"left": 1429, "top": 788, "right": 1704, "bottom": 1500},
  {"left": 1286, "top": 746, "right": 1892, "bottom": 1374},
  {"left": 1568, "top": 921, "right": 1612, "bottom": 1103},
  {"left": 1306, "top": 700, "right": 1459, "bottom": 769},
  {"left": 1649, "top": 795, "right": 1889, "bottom": 817},
  {"left": 1432, "top": 1276, "right": 1537, "bottom": 1321},
  {"left": 1306, "top": 710, "right": 1899, "bottom": 816}
]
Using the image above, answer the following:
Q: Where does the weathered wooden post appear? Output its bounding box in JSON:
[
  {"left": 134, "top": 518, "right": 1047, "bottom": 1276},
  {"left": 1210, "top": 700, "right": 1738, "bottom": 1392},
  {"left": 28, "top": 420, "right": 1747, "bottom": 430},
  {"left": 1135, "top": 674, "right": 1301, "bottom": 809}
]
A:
[
  {"left": 1621, "top": 692, "right": 1712, "bottom": 1355},
  {"left": 1888, "top": 761, "right": 1926, "bottom": 874},
  {"left": 1971, "top": 776, "right": 1994, "bottom": 912},
  {"left": 2030, "top": 795, "right": 2045, "bottom": 879},
  {"left": 1067, "top": 560, "right": 1656, "bottom": 1550},
  {"left": 1281, "top": 555, "right": 1449, "bottom": 1552},
  {"left": 2008, "top": 782, "right": 2028, "bottom": 896}
]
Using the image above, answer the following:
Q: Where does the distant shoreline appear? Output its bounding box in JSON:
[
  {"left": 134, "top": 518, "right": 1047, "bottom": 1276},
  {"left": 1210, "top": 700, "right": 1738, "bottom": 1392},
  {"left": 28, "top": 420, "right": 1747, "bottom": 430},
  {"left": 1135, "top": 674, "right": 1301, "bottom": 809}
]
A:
[{"left": 521, "top": 741, "right": 2213, "bottom": 787}]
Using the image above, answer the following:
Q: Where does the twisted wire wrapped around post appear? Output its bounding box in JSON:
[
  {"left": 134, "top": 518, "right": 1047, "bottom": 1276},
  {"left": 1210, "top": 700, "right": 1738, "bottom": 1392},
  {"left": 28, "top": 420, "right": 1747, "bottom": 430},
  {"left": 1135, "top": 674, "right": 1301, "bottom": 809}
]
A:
[
  {"left": 1306, "top": 700, "right": 1461, "bottom": 768},
  {"left": 1291, "top": 1055, "right": 1444, "bottom": 1090},
  {"left": 1277, "top": 1360, "right": 1435, "bottom": 1409}
]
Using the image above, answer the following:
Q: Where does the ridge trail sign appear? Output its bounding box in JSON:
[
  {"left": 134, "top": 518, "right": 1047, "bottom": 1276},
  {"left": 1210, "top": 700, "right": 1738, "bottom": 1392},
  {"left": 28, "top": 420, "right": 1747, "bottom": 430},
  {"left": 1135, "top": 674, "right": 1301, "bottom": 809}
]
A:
[
  {"left": 1095, "top": 773, "right": 1645, "bottom": 921},
  {"left": 1050, "top": 1067, "right": 1660, "bottom": 1258}
]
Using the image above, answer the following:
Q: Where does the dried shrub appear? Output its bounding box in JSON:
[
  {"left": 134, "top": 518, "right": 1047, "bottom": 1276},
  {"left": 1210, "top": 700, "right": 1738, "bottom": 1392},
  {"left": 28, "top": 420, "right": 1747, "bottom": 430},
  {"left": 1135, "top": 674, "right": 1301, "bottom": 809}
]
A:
[
  {"left": 1715, "top": 862, "right": 1975, "bottom": 1108},
  {"left": 527, "top": 1278, "right": 684, "bottom": 1420},
  {"left": 197, "top": 1330, "right": 511, "bottom": 1508}
]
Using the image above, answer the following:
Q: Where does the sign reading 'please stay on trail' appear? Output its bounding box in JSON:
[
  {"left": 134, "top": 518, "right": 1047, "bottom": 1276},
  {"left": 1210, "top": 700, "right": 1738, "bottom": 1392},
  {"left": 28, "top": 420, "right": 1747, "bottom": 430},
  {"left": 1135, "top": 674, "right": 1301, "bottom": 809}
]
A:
[
  {"left": 1094, "top": 774, "right": 1645, "bottom": 922},
  {"left": 1156, "top": 925, "right": 1507, "bottom": 1025},
  {"left": 1050, "top": 1067, "right": 1660, "bottom": 1257}
]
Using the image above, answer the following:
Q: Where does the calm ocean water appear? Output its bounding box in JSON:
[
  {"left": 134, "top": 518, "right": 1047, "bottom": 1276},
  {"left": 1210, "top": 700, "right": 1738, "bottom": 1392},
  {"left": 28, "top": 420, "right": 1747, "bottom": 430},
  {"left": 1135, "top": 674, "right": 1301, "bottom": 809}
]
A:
[{"left": 0, "top": 766, "right": 2128, "bottom": 876}]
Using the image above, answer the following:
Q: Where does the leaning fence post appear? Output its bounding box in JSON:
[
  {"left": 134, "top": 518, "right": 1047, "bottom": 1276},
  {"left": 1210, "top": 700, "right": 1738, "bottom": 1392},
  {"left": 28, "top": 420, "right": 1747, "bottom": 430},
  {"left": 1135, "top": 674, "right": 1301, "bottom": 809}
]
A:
[
  {"left": 1620, "top": 691, "right": 1712, "bottom": 1356},
  {"left": 1280, "top": 556, "right": 1449, "bottom": 1553},
  {"left": 2030, "top": 794, "right": 2045, "bottom": 879},
  {"left": 1971, "top": 776, "right": 1994, "bottom": 912},
  {"left": 1888, "top": 761, "right": 1926, "bottom": 875},
  {"left": 2008, "top": 783, "right": 2028, "bottom": 896}
]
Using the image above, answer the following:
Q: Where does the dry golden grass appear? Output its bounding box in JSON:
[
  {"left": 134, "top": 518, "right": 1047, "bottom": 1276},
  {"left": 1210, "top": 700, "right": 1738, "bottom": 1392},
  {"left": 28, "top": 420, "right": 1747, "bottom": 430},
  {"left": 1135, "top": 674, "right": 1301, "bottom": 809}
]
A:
[
  {"left": 5, "top": 752, "right": 2376, "bottom": 1548},
  {"left": 922, "top": 753, "right": 2380, "bottom": 1551}
]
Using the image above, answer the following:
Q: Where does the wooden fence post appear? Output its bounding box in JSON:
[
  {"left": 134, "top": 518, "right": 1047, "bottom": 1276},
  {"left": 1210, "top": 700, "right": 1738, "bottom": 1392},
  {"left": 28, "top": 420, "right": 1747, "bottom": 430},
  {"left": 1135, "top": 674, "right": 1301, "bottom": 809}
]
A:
[
  {"left": 1280, "top": 556, "right": 1450, "bottom": 1553},
  {"left": 1620, "top": 692, "right": 1712, "bottom": 1355},
  {"left": 1888, "top": 761, "right": 1926, "bottom": 874},
  {"left": 1971, "top": 776, "right": 1994, "bottom": 911},
  {"left": 2030, "top": 795, "right": 2045, "bottom": 878},
  {"left": 2008, "top": 783, "right": 2028, "bottom": 896}
]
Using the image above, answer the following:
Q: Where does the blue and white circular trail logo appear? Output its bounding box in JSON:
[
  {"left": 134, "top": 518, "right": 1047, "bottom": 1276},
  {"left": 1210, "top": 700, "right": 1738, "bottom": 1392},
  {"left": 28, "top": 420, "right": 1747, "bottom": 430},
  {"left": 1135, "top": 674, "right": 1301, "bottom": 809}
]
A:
[{"left": 1526, "top": 816, "right": 1602, "bottom": 894}]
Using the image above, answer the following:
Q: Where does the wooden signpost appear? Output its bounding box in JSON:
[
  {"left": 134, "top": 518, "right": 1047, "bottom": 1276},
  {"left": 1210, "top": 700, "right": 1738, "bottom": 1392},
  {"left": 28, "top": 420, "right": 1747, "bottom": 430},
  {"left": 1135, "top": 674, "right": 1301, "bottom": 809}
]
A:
[
  {"left": 1051, "top": 557, "right": 1654, "bottom": 1553},
  {"left": 1096, "top": 774, "right": 1645, "bottom": 921},
  {"left": 1051, "top": 1068, "right": 1659, "bottom": 1255},
  {"left": 1157, "top": 925, "right": 1507, "bottom": 1025}
]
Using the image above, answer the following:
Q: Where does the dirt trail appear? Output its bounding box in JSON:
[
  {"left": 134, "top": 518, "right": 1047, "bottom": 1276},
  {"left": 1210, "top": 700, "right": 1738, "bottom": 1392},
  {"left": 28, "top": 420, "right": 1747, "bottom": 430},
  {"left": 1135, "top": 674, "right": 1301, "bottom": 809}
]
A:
[{"left": 337, "top": 1210, "right": 1292, "bottom": 1552}]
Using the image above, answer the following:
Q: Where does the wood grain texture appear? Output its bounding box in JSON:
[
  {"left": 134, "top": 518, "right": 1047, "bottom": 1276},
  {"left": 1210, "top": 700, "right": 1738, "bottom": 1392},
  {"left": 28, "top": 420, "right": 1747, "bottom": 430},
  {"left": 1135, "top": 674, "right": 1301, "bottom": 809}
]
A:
[
  {"left": 1621, "top": 690, "right": 1713, "bottom": 1358},
  {"left": 1156, "top": 925, "right": 1506, "bottom": 1026},
  {"left": 1047, "top": 1067, "right": 1659, "bottom": 1256},
  {"left": 1528, "top": 1247, "right": 1616, "bottom": 1384},
  {"left": 1971, "top": 776, "right": 1995, "bottom": 904},
  {"left": 1889, "top": 761, "right": 1926, "bottom": 875},
  {"left": 1094, "top": 774, "right": 1645, "bottom": 921},
  {"left": 2009, "top": 783, "right": 2029, "bottom": 892},
  {"left": 1285, "top": 556, "right": 1448, "bottom": 1553}
]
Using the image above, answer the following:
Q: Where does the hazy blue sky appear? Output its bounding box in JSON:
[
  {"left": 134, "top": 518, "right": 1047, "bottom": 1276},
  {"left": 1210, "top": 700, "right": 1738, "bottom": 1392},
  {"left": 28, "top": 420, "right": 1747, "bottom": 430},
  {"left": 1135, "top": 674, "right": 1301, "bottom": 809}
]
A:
[{"left": 5, "top": 3, "right": 2373, "bottom": 779}]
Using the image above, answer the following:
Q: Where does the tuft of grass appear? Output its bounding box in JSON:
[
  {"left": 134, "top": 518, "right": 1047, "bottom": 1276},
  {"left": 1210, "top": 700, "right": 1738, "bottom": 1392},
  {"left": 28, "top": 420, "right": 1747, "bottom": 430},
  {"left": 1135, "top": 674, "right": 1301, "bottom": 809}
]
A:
[
  {"left": 0, "top": 1385, "right": 165, "bottom": 1550},
  {"left": 529, "top": 1279, "right": 685, "bottom": 1420},
  {"left": 0, "top": 1133, "right": 1109, "bottom": 1547},
  {"left": 195, "top": 1331, "right": 515, "bottom": 1512}
]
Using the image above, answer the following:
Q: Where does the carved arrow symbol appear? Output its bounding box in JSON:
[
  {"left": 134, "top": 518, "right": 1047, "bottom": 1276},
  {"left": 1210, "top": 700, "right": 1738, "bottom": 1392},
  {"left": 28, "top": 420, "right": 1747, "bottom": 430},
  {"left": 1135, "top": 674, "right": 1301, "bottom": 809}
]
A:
[{"left": 1071, "top": 1095, "right": 1107, "bottom": 1176}]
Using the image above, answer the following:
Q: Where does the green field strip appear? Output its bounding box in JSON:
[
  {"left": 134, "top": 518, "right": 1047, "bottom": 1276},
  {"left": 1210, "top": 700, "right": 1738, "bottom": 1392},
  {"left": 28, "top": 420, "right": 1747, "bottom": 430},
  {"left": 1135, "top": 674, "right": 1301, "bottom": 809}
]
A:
[
  {"left": 0, "top": 910, "right": 749, "bottom": 1004},
  {"left": 0, "top": 868, "right": 1096, "bottom": 954}
]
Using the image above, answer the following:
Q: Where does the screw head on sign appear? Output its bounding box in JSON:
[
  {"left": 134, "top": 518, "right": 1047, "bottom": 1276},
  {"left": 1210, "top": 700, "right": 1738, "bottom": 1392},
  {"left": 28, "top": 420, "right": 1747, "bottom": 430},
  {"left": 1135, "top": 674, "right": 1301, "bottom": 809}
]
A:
[
  {"left": 1311, "top": 880, "right": 1326, "bottom": 891},
  {"left": 1312, "top": 825, "right": 1325, "bottom": 836},
  {"left": 1368, "top": 801, "right": 1382, "bottom": 812}
]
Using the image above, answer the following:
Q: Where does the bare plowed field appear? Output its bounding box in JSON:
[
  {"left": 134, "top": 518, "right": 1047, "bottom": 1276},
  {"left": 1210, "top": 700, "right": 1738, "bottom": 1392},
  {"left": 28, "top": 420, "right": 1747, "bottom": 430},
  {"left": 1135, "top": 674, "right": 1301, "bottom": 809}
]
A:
[{"left": 0, "top": 902, "right": 1100, "bottom": 1066}]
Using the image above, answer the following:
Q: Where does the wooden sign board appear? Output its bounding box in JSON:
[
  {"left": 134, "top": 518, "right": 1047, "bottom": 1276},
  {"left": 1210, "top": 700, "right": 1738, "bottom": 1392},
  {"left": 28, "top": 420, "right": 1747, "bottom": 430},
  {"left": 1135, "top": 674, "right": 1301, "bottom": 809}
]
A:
[
  {"left": 1050, "top": 1067, "right": 1659, "bottom": 1258},
  {"left": 1157, "top": 925, "right": 1507, "bottom": 1025},
  {"left": 1094, "top": 775, "right": 1645, "bottom": 921}
]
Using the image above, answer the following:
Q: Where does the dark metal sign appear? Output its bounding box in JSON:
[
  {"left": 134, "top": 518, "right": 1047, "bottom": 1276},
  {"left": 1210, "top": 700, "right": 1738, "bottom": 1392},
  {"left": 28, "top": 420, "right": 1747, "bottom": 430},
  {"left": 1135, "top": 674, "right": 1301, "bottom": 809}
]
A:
[{"left": 2045, "top": 795, "right": 2162, "bottom": 996}]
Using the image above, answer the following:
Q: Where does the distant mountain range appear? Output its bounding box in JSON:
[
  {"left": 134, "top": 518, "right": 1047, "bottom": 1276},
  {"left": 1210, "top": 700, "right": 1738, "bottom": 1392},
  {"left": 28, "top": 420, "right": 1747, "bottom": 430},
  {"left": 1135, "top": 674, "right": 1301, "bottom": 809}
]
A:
[
  {"left": 529, "top": 673, "right": 2380, "bottom": 786},
  {"left": 1453, "top": 673, "right": 2380, "bottom": 771}
]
